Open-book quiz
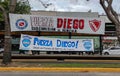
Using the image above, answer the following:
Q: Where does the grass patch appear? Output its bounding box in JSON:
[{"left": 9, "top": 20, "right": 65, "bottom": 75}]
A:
[
  {"left": 0, "top": 61, "right": 120, "bottom": 68},
  {"left": 40, "top": 63, "right": 120, "bottom": 68}
]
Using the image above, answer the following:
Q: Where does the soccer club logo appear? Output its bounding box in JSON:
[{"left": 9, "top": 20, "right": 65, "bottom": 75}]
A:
[
  {"left": 89, "top": 19, "right": 101, "bottom": 32},
  {"left": 16, "top": 19, "right": 28, "bottom": 30},
  {"left": 22, "top": 37, "right": 31, "bottom": 47},
  {"left": 83, "top": 40, "right": 92, "bottom": 51}
]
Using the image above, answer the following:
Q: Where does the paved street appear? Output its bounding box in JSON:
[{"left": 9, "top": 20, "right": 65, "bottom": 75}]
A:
[{"left": 0, "top": 72, "right": 120, "bottom": 76}]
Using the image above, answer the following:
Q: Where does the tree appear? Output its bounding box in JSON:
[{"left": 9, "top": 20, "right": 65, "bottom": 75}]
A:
[
  {"left": 0, "top": 0, "right": 31, "bottom": 21},
  {"left": 14, "top": 0, "right": 31, "bottom": 14},
  {"left": 0, "top": 0, "right": 31, "bottom": 65},
  {"left": 100, "top": 0, "right": 120, "bottom": 45}
]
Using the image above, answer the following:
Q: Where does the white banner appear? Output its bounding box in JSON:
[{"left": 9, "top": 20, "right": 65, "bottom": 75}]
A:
[
  {"left": 9, "top": 13, "right": 105, "bottom": 34},
  {"left": 19, "top": 34, "right": 94, "bottom": 51}
]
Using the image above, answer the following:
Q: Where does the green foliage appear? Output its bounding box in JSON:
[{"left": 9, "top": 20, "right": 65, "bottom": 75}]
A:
[
  {"left": 0, "top": 0, "right": 9, "bottom": 11},
  {"left": 0, "top": 0, "right": 31, "bottom": 21},
  {"left": 33, "top": 62, "right": 120, "bottom": 68},
  {"left": 14, "top": 1, "right": 31, "bottom": 14},
  {"left": 0, "top": 0, "right": 9, "bottom": 21}
]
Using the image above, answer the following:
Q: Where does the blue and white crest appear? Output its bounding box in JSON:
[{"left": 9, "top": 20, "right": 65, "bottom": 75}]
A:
[
  {"left": 16, "top": 19, "right": 28, "bottom": 30},
  {"left": 22, "top": 36, "right": 31, "bottom": 47},
  {"left": 83, "top": 40, "right": 92, "bottom": 51}
]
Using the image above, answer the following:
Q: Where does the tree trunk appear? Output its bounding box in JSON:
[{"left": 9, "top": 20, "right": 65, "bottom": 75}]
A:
[
  {"left": 0, "top": 5, "right": 12, "bottom": 65},
  {"left": 2, "top": 0, "right": 16, "bottom": 65},
  {"left": 115, "top": 23, "right": 120, "bottom": 46},
  {"left": 100, "top": 0, "right": 120, "bottom": 46},
  {"left": 2, "top": 12, "right": 12, "bottom": 65}
]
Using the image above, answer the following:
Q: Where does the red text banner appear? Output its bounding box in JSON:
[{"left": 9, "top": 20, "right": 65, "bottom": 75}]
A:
[{"left": 9, "top": 14, "right": 105, "bottom": 34}]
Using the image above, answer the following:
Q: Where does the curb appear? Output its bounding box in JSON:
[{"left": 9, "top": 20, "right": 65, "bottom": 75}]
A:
[{"left": 0, "top": 67, "right": 120, "bottom": 72}]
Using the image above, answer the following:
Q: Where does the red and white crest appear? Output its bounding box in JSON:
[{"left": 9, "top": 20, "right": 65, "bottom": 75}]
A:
[{"left": 89, "top": 19, "right": 101, "bottom": 32}]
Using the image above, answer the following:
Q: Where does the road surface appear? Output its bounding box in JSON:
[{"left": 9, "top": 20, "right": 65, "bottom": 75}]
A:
[{"left": 0, "top": 72, "right": 120, "bottom": 76}]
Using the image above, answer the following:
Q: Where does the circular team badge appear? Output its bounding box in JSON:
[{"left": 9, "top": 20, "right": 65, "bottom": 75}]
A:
[
  {"left": 16, "top": 19, "right": 28, "bottom": 30},
  {"left": 83, "top": 40, "right": 92, "bottom": 51},
  {"left": 22, "top": 38, "right": 31, "bottom": 47}
]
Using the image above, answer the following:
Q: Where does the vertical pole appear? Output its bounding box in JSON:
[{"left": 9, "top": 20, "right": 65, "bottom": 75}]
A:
[
  {"left": 69, "top": 32, "right": 72, "bottom": 55},
  {"left": 99, "top": 35, "right": 103, "bottom": 55},
  {"left": 38, "top": 31, "right": 41, "bottom": 36},
  {"left": 38, "top": 31, "right": 41, "bottom": 54},
  {"left": 69, "top": 32, "right": 71, "bottom": 39}
]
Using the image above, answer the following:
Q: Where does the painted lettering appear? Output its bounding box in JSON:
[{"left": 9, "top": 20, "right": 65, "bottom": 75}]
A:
[
  {"left": 57, "top": 40, "right": 78, "bottom": 48},
  {"left": 33, "top": 37, "right": 52, "bottom": 47},
  {"left": 57, "top": 18, "right": 84, "bottom": 30}
]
